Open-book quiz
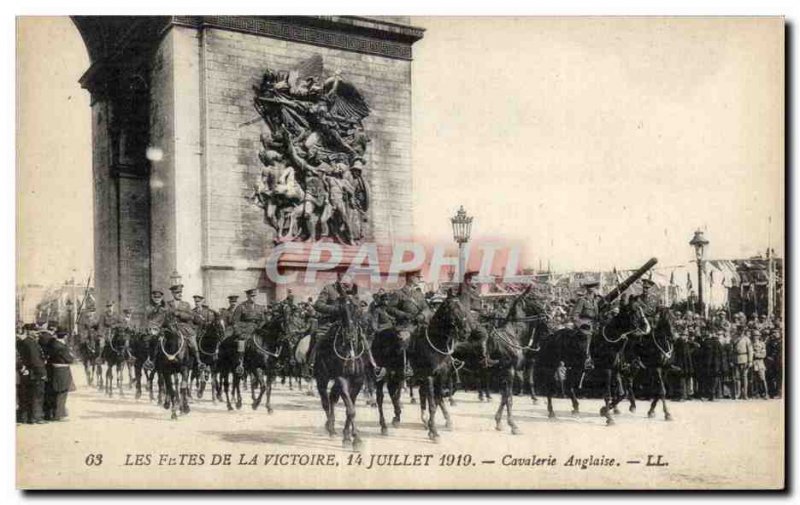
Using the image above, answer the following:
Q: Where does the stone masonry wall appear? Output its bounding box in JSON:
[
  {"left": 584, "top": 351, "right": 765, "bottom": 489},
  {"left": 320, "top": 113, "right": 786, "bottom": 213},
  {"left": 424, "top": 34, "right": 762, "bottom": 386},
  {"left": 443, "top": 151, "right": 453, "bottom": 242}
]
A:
[{"left": 200, "top": 27, "right": 414, "bottom": 305}]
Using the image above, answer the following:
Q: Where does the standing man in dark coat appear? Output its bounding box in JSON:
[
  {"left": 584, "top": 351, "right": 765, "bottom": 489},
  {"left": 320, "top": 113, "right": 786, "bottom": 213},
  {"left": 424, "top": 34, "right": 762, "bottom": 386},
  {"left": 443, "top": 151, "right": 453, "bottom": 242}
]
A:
[
  {"left": 700, "top": 331, "right": 725, "bottom": 401},
  {"left": 17, "top": 324, "right": 47, "bottom": 424},
  {"left": 44, "top": 331, "right": 75, "bottom": 421}
]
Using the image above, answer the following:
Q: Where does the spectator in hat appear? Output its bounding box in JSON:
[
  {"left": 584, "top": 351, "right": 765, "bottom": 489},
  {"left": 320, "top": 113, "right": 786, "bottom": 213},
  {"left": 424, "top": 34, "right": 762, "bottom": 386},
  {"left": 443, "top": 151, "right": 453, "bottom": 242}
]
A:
[
  {"left": 17, "top": 324, "right": 47, "bottom": 424},
  {"left": 765, "top": 328, "right": 782, "bottom": 398},
  {"left": 751, "top": 331, "right": 769, "bottom": 399},
  {"left": 43, "top": 331, "right": 76, "bottom": 421},
  {"left": 732, "top": 329, "right": 753, "bottom": 400}
]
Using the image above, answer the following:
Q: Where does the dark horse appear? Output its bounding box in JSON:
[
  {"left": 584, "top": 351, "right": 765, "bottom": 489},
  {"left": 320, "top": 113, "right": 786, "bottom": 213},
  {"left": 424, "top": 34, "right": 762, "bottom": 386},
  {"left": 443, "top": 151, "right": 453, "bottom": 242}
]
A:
[
  {"left": 314, "top": 290, "right": 370, "bottom": 450},
  {"left": 154, "top": 319, "right": 194, "bottom": 420},
  {"left": 78, "top": 334, "right": 102, "bottom": 387},
  {"left": 101, "top": 327, "right": 130, "bottom": 397},
  {"left": 196, "top": 319, "right": 226, "bottom": 402},
  {"left": 484, "top": 289, "right": 549, "bottom": 434},
  {"left": 409, "top": 295, "right": 467, "bottom": 442},
  {"left": 216, "top": 334, "right": 244, "bottom": 411},
  {"left": 245, "top": 318, "right": 284, "bottom": 413},
  {"left": 534, "top": 322, "right": 593, "bottom": 420},
  {"left": 628, "top": 309, "right": 676, "bottom": 421},
  {"left": 591, "top": 303, "right": 651, "bottom": 425},
  {"left": 370, "top": 325, "right": 407, "bottom": 436},
  {"left": 129, "top": 329, "right": 158, "bottom": 401}
]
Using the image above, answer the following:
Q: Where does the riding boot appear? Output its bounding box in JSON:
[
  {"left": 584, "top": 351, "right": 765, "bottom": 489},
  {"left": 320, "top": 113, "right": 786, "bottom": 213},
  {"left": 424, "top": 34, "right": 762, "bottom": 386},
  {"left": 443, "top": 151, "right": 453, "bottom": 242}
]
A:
[{"left": 481, "top": 339, "right": 497, "bottom": 367}]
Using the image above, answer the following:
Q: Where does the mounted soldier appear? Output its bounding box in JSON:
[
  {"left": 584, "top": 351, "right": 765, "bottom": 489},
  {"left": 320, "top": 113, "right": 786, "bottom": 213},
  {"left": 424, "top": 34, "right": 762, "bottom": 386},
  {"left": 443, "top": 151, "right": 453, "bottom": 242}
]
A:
[
  {"left": 166, "top": 283, "right": 204, "bottom": 368},
  {"left": 459, "top": 270, "right": 495, "bottom": 367},
  {"left": 570, "top": 280, "right": 602, "bottom": 367},
  {"left": 219, "top": 295, "right": 239, "bottom": 337},
  {"left": 192, "top": 295, "right": 219, "bottom": 332},
  {"left": 232, "top": 288, "right": 267, "bottom": 360},
  {"left": 386, "top": 270, "right": 431, "bottom": 352}
]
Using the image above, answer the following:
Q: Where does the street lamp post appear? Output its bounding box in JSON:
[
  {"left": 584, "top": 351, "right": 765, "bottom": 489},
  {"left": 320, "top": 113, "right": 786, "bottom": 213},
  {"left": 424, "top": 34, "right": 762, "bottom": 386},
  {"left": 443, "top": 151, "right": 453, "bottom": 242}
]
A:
[
  {"left": 689, "top": 230, "right": 709, "bottom": 317},
  {"left": 450, "top": 206, "right": 473, "bottom": 285}
]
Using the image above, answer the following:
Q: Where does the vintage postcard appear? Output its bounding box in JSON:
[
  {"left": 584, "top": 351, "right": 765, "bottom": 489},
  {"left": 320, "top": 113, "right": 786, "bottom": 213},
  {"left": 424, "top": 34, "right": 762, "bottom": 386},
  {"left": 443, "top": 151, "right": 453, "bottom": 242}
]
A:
[{"left": 15, "top": 16, "right": 784, "bottom": 490}]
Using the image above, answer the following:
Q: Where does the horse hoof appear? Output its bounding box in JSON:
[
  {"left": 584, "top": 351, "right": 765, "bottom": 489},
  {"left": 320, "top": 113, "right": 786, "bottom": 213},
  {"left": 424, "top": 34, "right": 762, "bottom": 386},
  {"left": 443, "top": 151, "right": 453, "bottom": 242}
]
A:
[
  {"left": 531, "top": 397, "right": 539, "bottom": 405},
  {"left": 511, "top": 426, "right": 521, "bottom": 435},
  {"left": 352, "top": 439, "right": 364, "bottom": 452},
  {"left": 227, "top": 405, "right": 234, "bottom": 411},
  {"left": 445, "top": 421, "right": 454, "bottom": 431},
  {"left": 629, "top": 405, "right": 636, "bottom": 413},
  {"left": 391, "top": 418, "right": 401, "bottom": 428},
  {"left": 449, "top": 399, "right": 457, "bottom": 407},
  {"left": 342, "top": 439, "right": 352, "bottom": 448},
  {"left": 606, "top": 417, "right": 616, "bottom": 426},
  {"left": 612, "top": 407, "right": 621, "bottom": 415},
  {"left": 163, "top": 403, "right": 170, "bottom": 411},
  {"left": 665, "top": 413, "right": 673, "bottom": 421},
  {"left": 599, "top": 407, "right": 608, "bottom": 416},
  {"left": 647, "top": 411, "right": 655, "bottom": 419},
  {"left": 410, "top": 398, "right": 417, "bottom": 405},
  {"left": 381, "top": 426, "right": 389, "bottom": 436},
  {"left": 171, "top": 413, "right": 178, "bottom": 420},
  {"left": 267, "top": 407, "right": 274, "bottom": 415},
  {"left": 251, "top": 403, "right": 258, "bottom": 410},
  {"left": 495, "top": 423, "right": 503, "bottom": 431},
  {"left": 548, "top": 412, "right": 556, "bottom": 419},
  {"left": 478, "top": 397, "right": 485, "bottom": 403},
  {"left": 571, "top": 410, "right": 580, "bottom": 418}
]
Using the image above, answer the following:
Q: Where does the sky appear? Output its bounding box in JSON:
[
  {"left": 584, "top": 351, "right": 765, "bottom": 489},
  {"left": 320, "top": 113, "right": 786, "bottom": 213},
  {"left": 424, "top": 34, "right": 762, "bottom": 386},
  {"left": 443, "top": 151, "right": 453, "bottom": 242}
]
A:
[{"left": 16, "top": 16, "right": 784, "bottom": 286}]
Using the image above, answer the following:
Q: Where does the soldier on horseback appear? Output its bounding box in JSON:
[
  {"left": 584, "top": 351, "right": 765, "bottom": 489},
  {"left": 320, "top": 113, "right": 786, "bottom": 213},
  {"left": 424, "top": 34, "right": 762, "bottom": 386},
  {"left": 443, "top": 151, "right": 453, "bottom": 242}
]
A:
[
  {"left": 386, "top": 270, "right": 431, "bottom": 354},
  {"left": 166, "top": 283, "right": 204, "bottom": 368},
  {"left": 219, "top": 295, "right": 239, "bottom": 337},
  {"left": 570, "top": 280, "right": 602, "bottom": 368},
  {"left": 459, "top": 271, "right": 496, "bottom": 367},
  {"left": 232, "top": 288, "right": 267, "bottom": 362}
]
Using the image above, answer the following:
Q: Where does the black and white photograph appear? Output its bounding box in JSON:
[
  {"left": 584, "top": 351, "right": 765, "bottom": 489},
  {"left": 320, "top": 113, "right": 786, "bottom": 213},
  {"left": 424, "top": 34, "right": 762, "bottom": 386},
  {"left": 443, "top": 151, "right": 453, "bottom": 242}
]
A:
[{"left": 14, "top": 13, "right": 785, "bottom": 490}]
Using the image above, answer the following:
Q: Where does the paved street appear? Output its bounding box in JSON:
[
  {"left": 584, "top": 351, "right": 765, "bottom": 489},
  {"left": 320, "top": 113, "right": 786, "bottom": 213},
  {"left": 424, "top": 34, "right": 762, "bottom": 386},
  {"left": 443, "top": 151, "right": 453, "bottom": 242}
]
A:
[{"left": 17, "top": 365, "right": 784, "bottom": 490}]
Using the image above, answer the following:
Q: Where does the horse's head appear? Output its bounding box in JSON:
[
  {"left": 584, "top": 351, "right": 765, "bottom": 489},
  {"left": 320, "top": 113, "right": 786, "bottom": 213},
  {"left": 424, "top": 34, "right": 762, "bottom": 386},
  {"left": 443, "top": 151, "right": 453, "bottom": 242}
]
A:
[
  {"left": 431, "top": 295, "right": 468, "bottom": 340},
  {"left": 509, "top": 289, "right": 550, "bottom": 343}
]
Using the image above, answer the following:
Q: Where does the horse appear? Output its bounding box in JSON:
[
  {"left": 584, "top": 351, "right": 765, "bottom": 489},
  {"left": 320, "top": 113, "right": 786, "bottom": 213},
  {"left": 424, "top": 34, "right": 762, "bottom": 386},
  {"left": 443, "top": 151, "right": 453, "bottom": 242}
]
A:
[
  {"left": 101, "top": 327, "right": 130, "bottom": 397},
  {"left": 78, "top": 335, "right": 102, "bottom": 387},
  {"left": 216, "top": 334, "right": 244, "bottom": 411},
  {"left": 314, "top": 291, "right": 370, "bottom": 450},
  {"left": 409, "top": 295, "right": 468, "bottom": 442},
  {"left": 244, "top": 318, "right": 284, "bottom": 413},
  {"left": 533, "top": 321, "right": 593, "bottom": 420},
  {"left": 290, "top": 334, "right": 316, "bottom": 396},
  {"left": 483, "top": 289, "right": 549, "bottom": 434},
  {"left": 196, "top": 319, "right": 225, "bottom": 402},
  {"left": 129, "top": 329, "right": 158, "bottom": 401},
  {"left": 628, "top": 309, "right": 677, "bottom": 421},
  {"left": 591, "top": 303, "right": 652, "bottom": 425},
  {"left": 154, "top": 321, "right": 194, "bottom": 420},
  {"left": 370, "top": 325, "right": 407, "bottom": 435}
]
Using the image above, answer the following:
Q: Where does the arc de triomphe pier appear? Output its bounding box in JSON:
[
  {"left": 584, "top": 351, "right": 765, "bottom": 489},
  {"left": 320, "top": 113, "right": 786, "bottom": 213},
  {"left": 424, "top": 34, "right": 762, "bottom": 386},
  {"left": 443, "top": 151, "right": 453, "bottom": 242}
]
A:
[{"left": 73, "top": 16, "right": 424, "bottom": 319}]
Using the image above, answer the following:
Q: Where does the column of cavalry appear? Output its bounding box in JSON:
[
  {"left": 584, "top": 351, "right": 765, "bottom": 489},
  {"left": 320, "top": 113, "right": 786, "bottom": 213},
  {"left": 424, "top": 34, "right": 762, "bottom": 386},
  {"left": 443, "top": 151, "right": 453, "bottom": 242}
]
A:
[{"left": 75, "top": 257, "right": 676, "bottom": 447}]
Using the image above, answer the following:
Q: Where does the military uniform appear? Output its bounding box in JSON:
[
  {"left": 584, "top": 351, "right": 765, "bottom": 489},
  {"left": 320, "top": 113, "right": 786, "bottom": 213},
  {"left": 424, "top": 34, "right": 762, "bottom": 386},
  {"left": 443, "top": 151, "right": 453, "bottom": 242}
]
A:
[
  {"left": 17, "top": 330, "right": 46, "bottom": 424},
  {"left": 387, "top": 282, "right": 431, "bottom": 350},
  {"left": 44, "top": 335, "right": 75, "bottom": 421},
  {"left": 232, "top": 297, "right": 266, "bottom": 340},
  {"left": 458, "top": 278, "right": 494, "bottom": 365},
  {"left": 166, "top": 288, "right": 203, "bottom": 364},
  {"left": 219, "top": 296, "right": 239, "bottom": 336}
]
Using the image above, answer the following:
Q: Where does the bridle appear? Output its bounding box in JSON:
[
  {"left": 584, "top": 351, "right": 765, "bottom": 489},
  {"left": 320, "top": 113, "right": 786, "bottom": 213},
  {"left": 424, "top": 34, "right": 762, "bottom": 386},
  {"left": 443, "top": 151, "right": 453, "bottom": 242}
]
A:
[
  {"left": 601, "top": 306, "right": 651, "bottom": 344},
  {"left": 250, "top": 333, "right": 283, "bottom": 359},
  {"left": 159, "top": 330, "right": 185, "bottom": 362}
]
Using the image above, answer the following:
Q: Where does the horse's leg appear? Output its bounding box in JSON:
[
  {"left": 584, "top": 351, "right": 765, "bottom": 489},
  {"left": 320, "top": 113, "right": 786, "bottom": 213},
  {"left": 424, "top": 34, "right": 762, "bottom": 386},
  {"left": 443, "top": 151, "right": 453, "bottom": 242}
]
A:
[
  {"left": 84, "top": 362, "right": 92, "bottom": 386},
  {"left": 222, "top": 371, "right": 233, "bottom": 411},
  {"left": 527, "top": 359, "right": 538, "bottom": 404},
  {"left": 134, "top": 364, "right": 142, "bottom": 400},
  {"left": 317, "top": 378, "right": 335, "bottom": 437},
  {"left": 425, "top": 375, "right": 440, "bottom": 442},
  {"left": 180, "top": 369, "right": 190, "bottom": 414},
  {"left": 252, "top": 368, "right": 266, "bottom": 410},
  {"left": 505, "top": 367, "right": 520, "bottom": 434},
  {"left": 569, "top": 369, "right": 581, "bottom": 416},
  {"left": 408, "top": 382, "right": 417, "bottom": 405},
  {"left": 265, "top": 370, "right": 274, "bottom": 414},
  {"left": 658, "top": 368, "right": 672, "bottom": 421},
  {"left": 117, "top": 362, "right": 125, "bottom": 397},
  {"left": 438, "top": 389, "right": 453, "bottom": 431},
  {"left": 388, "top": 372, "right": 403, "bottom": 428},
  {"left": 376, "top": 377, "right": 388, "bottom": 435},
  {"left": 337, "top": 377, "right": 357, "bottom": 450},
  {"left": 647, "top": 369, "right": 658, "bottom": 418},
  {"left": 418, "top": 380, "right": 429, "bottom": 425},
  {"left": 626, "top": 373, "right": 637, "bottom": 412},
  {"left": 494, "top": 370, "right": 506, "bottom": 431}
]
